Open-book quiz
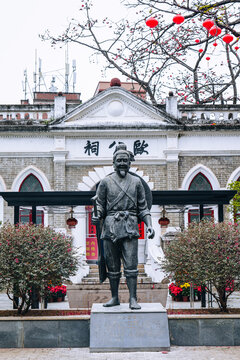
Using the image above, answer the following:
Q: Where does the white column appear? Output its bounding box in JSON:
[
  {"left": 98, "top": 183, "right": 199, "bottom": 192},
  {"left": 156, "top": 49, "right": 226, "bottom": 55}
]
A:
[
  {"left": 145, "top": 205, "right": 166, "bottom": 282},
  {"left": 70, "top": 206, "right": 89, "bottom": 283}
]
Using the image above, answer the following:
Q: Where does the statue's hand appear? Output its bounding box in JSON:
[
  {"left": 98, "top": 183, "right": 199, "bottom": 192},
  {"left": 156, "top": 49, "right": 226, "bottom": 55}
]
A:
[
  {"left": 147, "top": 227, "right": 155, "bottom": 239},
  {"left": 91, "top": 216, "right": 100, "bottom": 225}
]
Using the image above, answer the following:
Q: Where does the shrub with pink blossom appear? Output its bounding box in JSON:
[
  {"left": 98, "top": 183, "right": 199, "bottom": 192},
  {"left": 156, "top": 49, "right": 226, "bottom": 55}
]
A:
[
  {"left": 162, "top": 220, "right": 240, "bottom": 312},
  {"left": 0, "top": 223, "right": 78, "bottom": 314}
]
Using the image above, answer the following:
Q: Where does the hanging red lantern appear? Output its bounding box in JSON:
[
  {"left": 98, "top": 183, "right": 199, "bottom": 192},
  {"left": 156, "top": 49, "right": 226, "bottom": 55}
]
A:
[
  {"left": 146, "top": 17, "right": 158, "bottom": 28},
  {"left": 222, "top": 34, "right": 234, "bottom": 44},
  {"left": 199, "top": 48, "right": 203, "bottom": 53},
  {"left": 158, "top": 207, "right": 170, "bottom": 228},
  {"left": 213, "top": 42, "right": 218, "bottom": 47},
  {"left": 158, "top": 217, "right": 170, "bottom": 227},
  {"left": 202, "top": 19, "right": 214, "bottom": 31},
  {"left": 67, "top": 217, "right": 78, "bottom": 229},
  {"left": 206, "top": 56, "right": 210, "bottom": 60},
  {"left": 235, "top": 46, "right": 239, "bottom": 51},
  {"left": 195, "top": 39, "right": 200, "bottom": 43},
  {"left": 209, "top": 25, "right": 221, "bottom": 37},
  {"left": 173, "top": 14, "right": 185, "bottom": 25},
  {"left": 66, "top": 207, "right": 78, "bottom": 229}
]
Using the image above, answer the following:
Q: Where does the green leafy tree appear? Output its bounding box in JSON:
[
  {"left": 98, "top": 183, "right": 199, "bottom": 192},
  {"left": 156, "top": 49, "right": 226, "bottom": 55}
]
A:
[
  {"left": 228, "top": 180, "right": 240, "bottom": 223},
  {"left": 161, "top": 220, "right": 240, "bottom": 312},
  {"left": 0, "top": 223, "right": 78, "bottom": 315}
]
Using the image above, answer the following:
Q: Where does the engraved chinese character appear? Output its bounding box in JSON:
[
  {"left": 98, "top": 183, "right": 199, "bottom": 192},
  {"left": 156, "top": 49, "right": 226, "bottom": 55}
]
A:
[
  {"left": 84, "top": 140, "right": 99, "bottom": 156},
  {"left": 109, "top": 141, "right": 124, "bottom": 152},
  {"left": 133, "top": 140, "right": 149, "bottom": 155}
]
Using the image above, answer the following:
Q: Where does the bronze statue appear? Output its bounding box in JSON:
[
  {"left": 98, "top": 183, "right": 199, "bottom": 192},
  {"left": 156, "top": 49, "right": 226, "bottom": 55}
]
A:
[{"left": 92, "top": 143, "right": 155, "bottom": 309}]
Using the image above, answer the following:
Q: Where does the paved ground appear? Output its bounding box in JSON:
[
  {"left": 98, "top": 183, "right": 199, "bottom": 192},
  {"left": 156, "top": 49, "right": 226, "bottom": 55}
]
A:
[
  {"left": 0, "top": 290, "right": 239, "bottom": 310},
  {"left": 0, "top": 292, "right": 240, "bottom": 359},
  {"left": 0, "top": 347, "right": 240, "bottom": 360}
]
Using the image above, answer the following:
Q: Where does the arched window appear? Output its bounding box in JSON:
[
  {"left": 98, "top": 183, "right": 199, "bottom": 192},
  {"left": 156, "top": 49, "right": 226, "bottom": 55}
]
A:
[
  {"left": 188, "top": 173, "right": 212, "bottom": 191},
  {"left": 188, "top": 173, "right": 213, "bottom": 223},
  {"left": 19, "top": 174, "right": 44, "bottom": 224},
  {"left": 19, "top": 174, "right": 43, "bottom": 192}
]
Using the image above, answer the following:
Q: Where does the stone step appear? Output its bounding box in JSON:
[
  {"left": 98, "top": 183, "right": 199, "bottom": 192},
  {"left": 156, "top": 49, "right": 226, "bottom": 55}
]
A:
[
  {"left": 82, "top": 263, "right": 153, "bottom": 285},
  {"left": 81, "top": 277, "right": 153, "bottom": 285},
  {"left": 88, "top": 264, "right": 146, "bottom": 273},
  {"left": 85, "top": 271, "right": 150, "bottom": 279},
  {"left": 67, "top": 283, "right": 169, "bottom": 309}
]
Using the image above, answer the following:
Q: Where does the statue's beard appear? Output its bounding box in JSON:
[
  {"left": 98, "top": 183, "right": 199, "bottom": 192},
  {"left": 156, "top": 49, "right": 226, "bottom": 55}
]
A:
[{"left": 119, "top": 169, "right": 127, "bottom": 177}]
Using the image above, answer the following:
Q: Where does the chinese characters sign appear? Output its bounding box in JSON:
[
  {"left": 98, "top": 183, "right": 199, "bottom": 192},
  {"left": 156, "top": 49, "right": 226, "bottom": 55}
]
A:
[
  {"left": 86, "top": 206, "right": 98, "bottom": 261},
  {"left": 83, "top": 140, "right": 149, "bottom": 157},
  {"left": 86, "top": 237, "right": 98, "bottom": 261}
]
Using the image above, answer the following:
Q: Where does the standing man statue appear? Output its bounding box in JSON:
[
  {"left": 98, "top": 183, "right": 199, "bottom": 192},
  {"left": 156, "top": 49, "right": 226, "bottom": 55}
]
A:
[{"left": 92, "top": 143, "right": 155, "bottom": 310}]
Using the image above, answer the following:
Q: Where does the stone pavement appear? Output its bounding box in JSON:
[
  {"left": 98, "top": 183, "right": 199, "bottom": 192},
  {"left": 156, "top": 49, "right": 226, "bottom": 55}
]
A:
[
  {"left": 0, "top": 346, "right": 240, "bottom": 359},
  {"left": 0, "top": 290, "right": 239, "bottom": 310}
]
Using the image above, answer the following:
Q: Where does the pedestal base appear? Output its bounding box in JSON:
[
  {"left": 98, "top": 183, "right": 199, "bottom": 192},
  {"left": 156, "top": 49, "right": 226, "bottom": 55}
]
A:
[{"left": 90, "top": 303, "right": 170, "bottom": 352}]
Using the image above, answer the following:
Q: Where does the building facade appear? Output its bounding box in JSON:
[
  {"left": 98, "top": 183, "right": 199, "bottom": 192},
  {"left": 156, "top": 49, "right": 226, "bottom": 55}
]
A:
[{"left": 0, "top": 83, "right": 240, "bottom": 282}]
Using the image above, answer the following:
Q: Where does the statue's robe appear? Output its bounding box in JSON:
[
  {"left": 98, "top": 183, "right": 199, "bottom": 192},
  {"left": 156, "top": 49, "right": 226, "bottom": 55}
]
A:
[{"left": 96, "top": 172, "right": 150, "bottom": 243}]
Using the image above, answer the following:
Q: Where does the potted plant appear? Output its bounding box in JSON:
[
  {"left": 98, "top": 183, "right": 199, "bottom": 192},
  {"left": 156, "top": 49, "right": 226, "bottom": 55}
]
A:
[
  {"left": 180, "top": 282, "right": 190, "bottom": 301},
  {"left": 168, "top": 282, "right": 183, "bottom": 301},
  {"left": 49, "top": 285, "right": 67, "bottom": 302}
]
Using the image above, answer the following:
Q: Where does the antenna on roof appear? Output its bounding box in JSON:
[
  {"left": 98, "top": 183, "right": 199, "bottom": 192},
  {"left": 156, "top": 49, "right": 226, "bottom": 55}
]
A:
[
  {"left": 49, "top": 76, "right": 58, "bottom": 92},
  {"left": 72, "top": 59, "right": 76, "bottom": 93},
  {"left": 38, "top": 58, "right": 42, "bottom": 92},
  {"left": 33, "top": 49, "right": 37, "bottom": 92},
  {"left": 65, "top": 44, "right": 69, "bottom": 93},
  {"left": 22, "top": 69, "right": 28, "bottom": 100}
]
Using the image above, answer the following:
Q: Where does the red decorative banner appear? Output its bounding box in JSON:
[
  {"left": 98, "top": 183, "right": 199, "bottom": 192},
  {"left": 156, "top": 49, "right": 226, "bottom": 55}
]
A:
[
  {"left": 86, "top": 237, "right": 98, "bottom": 260},
  {"left": 138, "top": 222, "right": 145, "bottom": 239}
]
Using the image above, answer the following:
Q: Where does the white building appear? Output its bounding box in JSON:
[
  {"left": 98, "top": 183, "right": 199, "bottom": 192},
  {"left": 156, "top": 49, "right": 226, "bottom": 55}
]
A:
[{"left": 0, "top": 80, "right": 240, "bottom": 283}]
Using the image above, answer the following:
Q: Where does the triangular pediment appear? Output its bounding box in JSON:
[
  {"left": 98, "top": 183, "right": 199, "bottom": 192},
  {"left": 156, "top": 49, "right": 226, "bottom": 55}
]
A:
[{"left": 51, "top": 87, "right": 177, "bottom": 128}]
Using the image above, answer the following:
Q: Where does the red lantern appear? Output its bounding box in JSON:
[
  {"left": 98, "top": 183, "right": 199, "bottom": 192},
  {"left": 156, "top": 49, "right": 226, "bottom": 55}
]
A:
[
  {"left": 158, "top": 207, "right": 170, "bottom": 228},
  {"left": 67, "top": 217, "right": 78, "bottom": 228},
  {"left": 202, "top": 19, "right": 214, "bottom": 31},
  {"left": 206, "top": 56, "right": 210, "bottom": 61},
  {"left": 222, "top": 34, "right": 234, "bottom": 44},
  {"left": 173, "top": 14, "right": 185, "bottom": 25},
  {"left": 195, "top": 39, "right": 200, "bottom": 43},
  {"left": 158, "top": 217, "right": 170, "bottom": 227},
  {"left": 213, "top": 42, "right": 218, "bottom": 47},
  {"left": 199, "top": 49, "right": 203, "bottom": 53},
  {"left": 146, "top": 17, "right": 158, "bottom": 28},
  {"left": 235, "top": 46, "right": 239, "bottom": 51},
  {"left": 209, "top": 25, "right": 221, "bottom": 36},
  {"left": 66, "top": 207, "right": 78, "bottom": 229}
]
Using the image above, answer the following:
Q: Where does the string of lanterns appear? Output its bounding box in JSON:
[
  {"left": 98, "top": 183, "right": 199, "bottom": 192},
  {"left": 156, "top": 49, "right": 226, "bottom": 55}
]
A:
[{"left": 145, "top": 15, "right": 236, "bottom": 53}]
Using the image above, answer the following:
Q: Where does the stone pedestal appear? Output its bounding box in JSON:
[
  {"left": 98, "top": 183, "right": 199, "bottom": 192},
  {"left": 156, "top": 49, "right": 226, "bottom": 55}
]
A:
[{"left": 90, "top": 303, "right": 170, "bottom": 352}]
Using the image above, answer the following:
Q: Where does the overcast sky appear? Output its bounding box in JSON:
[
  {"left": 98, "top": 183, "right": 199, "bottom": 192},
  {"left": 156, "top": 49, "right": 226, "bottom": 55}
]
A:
[{"left": 0, "top": 0, "right": 128, "bottom": 104}]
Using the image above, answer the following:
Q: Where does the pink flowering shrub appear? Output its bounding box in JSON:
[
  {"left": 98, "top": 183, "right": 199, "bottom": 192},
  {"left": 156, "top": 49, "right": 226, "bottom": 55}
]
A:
[
  {"left": 0, "top": 223, "right": 78, "bottom": 314},
  {"left": 162, "top": 220, "right": 240, "bottom": 312}
]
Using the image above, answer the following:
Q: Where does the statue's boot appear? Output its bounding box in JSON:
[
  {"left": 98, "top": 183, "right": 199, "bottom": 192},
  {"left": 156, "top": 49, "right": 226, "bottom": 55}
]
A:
[
  {"left": 103, "top": 277, "right": 120, "bottom": 307},
  {"left": 126, "top": 277, "right": 141, "bottom": 310}
]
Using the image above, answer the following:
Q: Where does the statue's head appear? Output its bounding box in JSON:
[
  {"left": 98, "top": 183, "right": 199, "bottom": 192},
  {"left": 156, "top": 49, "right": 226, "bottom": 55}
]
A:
[{"left": 113, "top": 143, "right": 134, "bottom": 178}]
